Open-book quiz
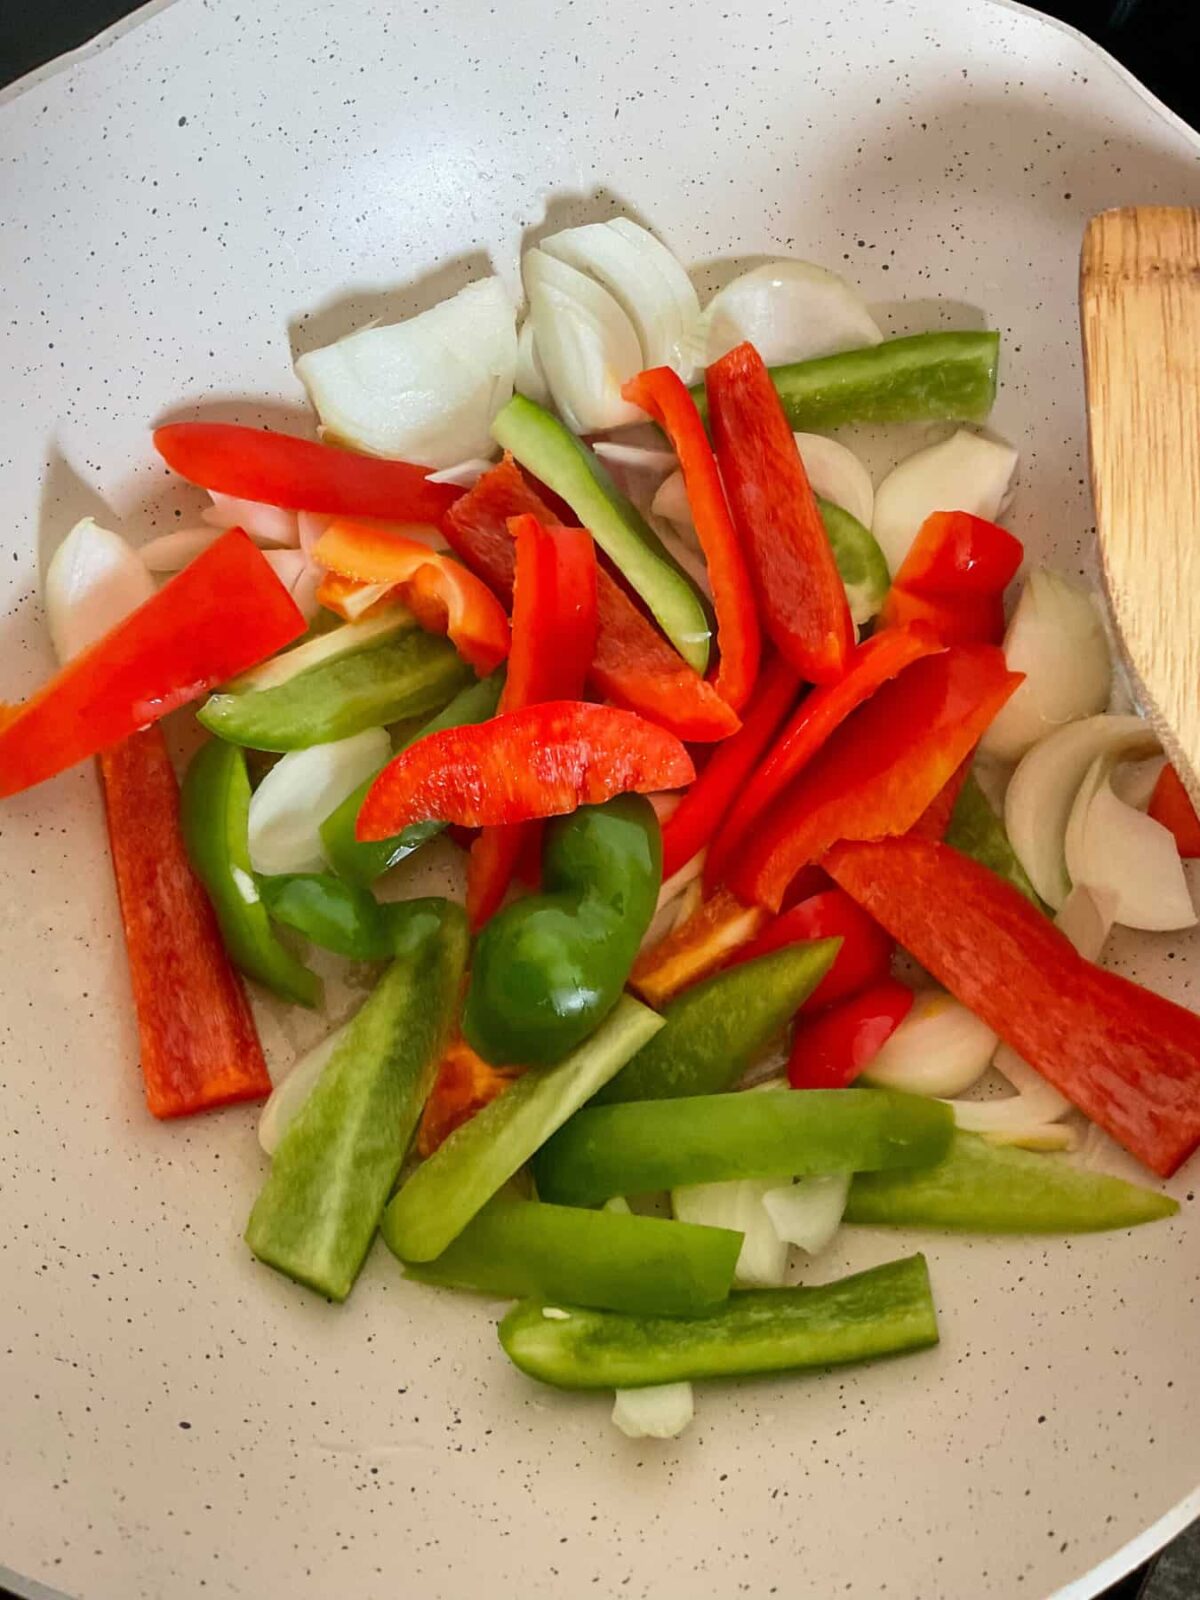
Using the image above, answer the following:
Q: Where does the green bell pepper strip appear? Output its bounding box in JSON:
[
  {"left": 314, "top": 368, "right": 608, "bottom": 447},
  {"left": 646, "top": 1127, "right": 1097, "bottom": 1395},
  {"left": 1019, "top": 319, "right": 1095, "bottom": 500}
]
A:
[
  {"left": 244, "top": 898, "right": 468, "bottom": 1300},
  {"left": 383, "top": 994, "right": 664, "bottom": 1262},
  {"left": 533, "top": 1088, "right": 954, "bottom": 1207},
  {"left": 258, "top": 872, "right": 394, "bottom": 960},
  {"left": 596, "top": 939, "right": 841, "bottom": 1105},
  {"left": 491, "top": 394, "right": 711, "bottom": 674},
  {"left": 199, "top": 626, "right": 472, "bottom": 751},
  {"left": 319, "top": 671, "right": 503, "bottom": 886},
  {"left": 819, "top": 498, "right": 891, "bottom": 626},
  {"left": 945, "top": 771, "right": 1046, "bottom": 911},
  {"left": 845, "top": 1131, "right": 1179, "bottom": 1233},
  {"left": 390, "top": 1197, "right": 741, "bottom": 1316},
  {"left": 691, "top": 331, "right": 1000, "bottom": 431},
  {"left": 498, "top": 1253, "right": 938, "bottom": 1390},
  {"left": 180, "top": 738, "right": 321, "bottom": 1007},
  {"left": 463, "top": 795, "right": 662, "bottom": 1067}
]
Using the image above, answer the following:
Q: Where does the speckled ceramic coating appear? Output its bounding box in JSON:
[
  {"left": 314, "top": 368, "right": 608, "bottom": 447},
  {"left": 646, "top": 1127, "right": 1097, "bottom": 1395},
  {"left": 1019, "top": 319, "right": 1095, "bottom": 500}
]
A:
[{"left": 3, "top": 2, "right": 1200, "bottom": 1596}]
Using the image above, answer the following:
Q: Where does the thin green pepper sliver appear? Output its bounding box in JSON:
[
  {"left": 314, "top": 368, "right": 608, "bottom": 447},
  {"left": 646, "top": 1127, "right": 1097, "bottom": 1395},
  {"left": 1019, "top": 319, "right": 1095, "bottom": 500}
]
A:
[
  {"left": 258, "top": 872, "right": 393, "bottom": 960},
  {"left": 244, "top": 898, "right": 467, "bottom": 1300},
  {"left": 319, "top": 671, "right": 504, "bottom": 886},
  {"left": 533, "top": 1089, "right": 954, "bottom": 1207},
  {"left": 945, "top": 772, "right": 1047, "bottom": 911},
  {"left": 691, "top": 331, "right": 999, "bottom": 431},
  {"left": 844, "top": 1132, "right": 1179, "bottom": 1233},
  {"left": 199, "top": 626, "right": 472, "bottom": 751},
  {"left": 384, "top": 995, "right": 665, "bottom": 1263},
  {"left": 819, "top": 498, "right": 891, "bottom": 625},
  {"left": 492, "top": 394, "right": 711, "bottom": 673},
  {"left": 180, "top": 738, "right": 321, "bottom": 1008},
  {"left": 498, "top": 1254, "right": 938, "bottom": 1390},
  {"left": 463, "top": 795, "right": 662, "bottom": 1067},
  {"left": 596, "top": 939, "right": 841, "bottom": 1105},
  {"left": 390, "top": 1197, "right": 741, "bottom": 1316}
]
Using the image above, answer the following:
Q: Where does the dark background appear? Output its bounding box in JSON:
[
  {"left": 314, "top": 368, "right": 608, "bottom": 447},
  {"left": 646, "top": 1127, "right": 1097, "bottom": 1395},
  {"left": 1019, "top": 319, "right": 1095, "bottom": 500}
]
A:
[{"left": 0, "top": 2, "right": 1195, "bottom": 1598}]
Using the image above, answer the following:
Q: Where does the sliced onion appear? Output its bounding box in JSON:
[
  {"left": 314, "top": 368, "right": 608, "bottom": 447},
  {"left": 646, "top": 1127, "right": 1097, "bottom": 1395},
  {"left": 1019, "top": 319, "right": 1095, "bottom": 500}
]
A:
[
  {"left": 45, "top": 517, "right": 154, "bottom": 663},
  {"left": 1111, "top": 756, "right": 1166, "bottom": 812},
  {"left": 651, "top": 469, "right": 692, "bottom": 527},
  {"left": 980, "top": 570, "right": 1112, "bottom": 763},
  {"left": 201, "top": 492, "right": 299, "bottom": 547},
  {"left": 862, "top": 990, "right": 998, "bottom": 1098},
  {"left": 762, "top": 1174, "right": 850, "bottom": 1255},
  {"left": 672, "top": 1179, "right": 788, "bottom": 1287},
  {"left": 425, "top": 459, "right": 492, "bottom": 489},
  {"left": 871, "top": 429, "right": 1019, "bottom": 574},
  {"left": 523, "top": 248, "right": 645, "bottom": 433},
  {"left": 541, "top": 220, "right": 701, "bottom": 381},
  {"left": 1005, "top": 714, "right": 1158, "bottom": 908},
  {"left": 1065, "top": 753, "right": 1195, "bottom": 931},
  {"left": 139, "top": 527, "right": 225, "bottom": 572},
  {"left": 1053, "top": 882, "right": 1115, "bottom": 963},
  {"left": 793, "top": 433, "right": 875, "bottom": 529},
  {"left": 591, "top": 442, "right": 678, "bottom": 475},
  {"left": 258, "top": 1021, "right": 352, "bottom": 1155},
  {"left": 297, "top": 511, "right": 332, "bottom": 557},
  {"left": 295, "top": 277, "right": 516, "bottom": 468},
  {"left": 247, "top": 727, "right": 391, "bottom": 877},
  {"left": 653, "top": 513, "right": 712, "bottom": 598},
  {"left": 262, "top": 549, "right": 308, "bottom": 591},
  {"left": 515, "top": 320, "right": 550, "bottom": 405},
  {"left": 703, "top": 261, "right": 882, "bottom": 368},
  {"left": 655, "top": 852, "right": 707, "bottom": 913},
  {"left": 290, "top": 562, "right": 325, "bottom": 622},
  {"left": 611, "top": 1382, "right": 695, "bottom": 1440}
]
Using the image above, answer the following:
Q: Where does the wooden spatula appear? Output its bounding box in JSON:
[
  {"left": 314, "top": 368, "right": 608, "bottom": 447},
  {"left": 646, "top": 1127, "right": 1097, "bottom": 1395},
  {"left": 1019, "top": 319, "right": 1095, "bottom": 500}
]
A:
[{"left": 1080, "top": 205, "right": 1200, "bottom": 805}]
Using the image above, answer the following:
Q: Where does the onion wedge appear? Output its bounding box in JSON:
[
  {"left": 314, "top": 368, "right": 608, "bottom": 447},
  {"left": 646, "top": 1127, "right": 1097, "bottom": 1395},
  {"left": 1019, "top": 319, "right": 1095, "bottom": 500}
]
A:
[
  {"left": 1065, "top": 754, "right": 1195, "bottom": 931},
  {"left": 701, "top": 261, "right": 882, "bottom": 367},
  {"left": 872, "top": 428, "right": 1018, "bottom": 574},
  {"left": 523, "top": 248, "right": 644, "bottom": 432}
]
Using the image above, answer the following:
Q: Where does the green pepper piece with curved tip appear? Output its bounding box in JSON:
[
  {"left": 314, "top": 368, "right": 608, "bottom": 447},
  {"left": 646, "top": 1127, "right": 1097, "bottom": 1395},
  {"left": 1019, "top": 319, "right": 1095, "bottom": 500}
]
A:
[
  {"left": 180, "top": 738, "right": 321, "bottom": 1007},
  {"left": 462, "top": 794, "right": 662, "bottom": 1066},
  {"left": 945, "top": 772, "right": 1046, "bottom": 911},
  {"left": 258, "top": 872, "right": 393, "bottom": 960},
  {"left": 818, "top": 498, "right": 890, "bottom": 626}
]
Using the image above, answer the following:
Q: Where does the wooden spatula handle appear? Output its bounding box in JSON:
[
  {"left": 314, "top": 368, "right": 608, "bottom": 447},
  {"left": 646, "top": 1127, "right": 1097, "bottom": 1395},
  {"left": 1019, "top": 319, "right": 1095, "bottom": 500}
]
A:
[{"left": 1080, "top": 205, "right": 1200, "bottom": 805}]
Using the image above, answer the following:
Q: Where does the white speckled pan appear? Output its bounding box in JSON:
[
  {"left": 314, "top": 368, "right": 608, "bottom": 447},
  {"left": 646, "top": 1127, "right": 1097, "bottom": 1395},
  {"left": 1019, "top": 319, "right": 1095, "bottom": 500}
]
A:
[{"left": 2, "top": 2, "right": 1200, "bottom": 1596}]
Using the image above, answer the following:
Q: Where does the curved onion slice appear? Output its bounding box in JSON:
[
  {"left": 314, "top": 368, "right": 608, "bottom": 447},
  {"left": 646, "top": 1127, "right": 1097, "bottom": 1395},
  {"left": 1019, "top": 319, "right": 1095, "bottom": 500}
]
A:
[
  {"left": 45, "top": 517, "right": 154, "bottom": 663},
  {"left": 612, "top": 1382, "right": 695, "bottom": 1440},
  {"left": 258, "top": 1021, "right": 351, "bottom": 1155},
  {"left": 290, "top": 562, "right": 325, "bottom": 622},
  {"left": 201, "top": 492, "right": 299, "bottom": 547},
  {"left": 1005, "top": 714, "right": 1158, "bottom": 909},
  {"left": 703, "top": 261, "right": 882, "bottom": 368},
  {"left": 523, "top": 248, "right": 644, "bottom": 433},
  {"left": 262, "top": 549, "right": 308, "bottom": 591},
  {"left": 514, "top": 320, "right": 550, "bottom": 405},
  {"left": 541, "top": 220, "right": 701, "bottom": 381},
  {"left": 1065, "top": 754, "right": 1195, "bottom": 931},
  {"left": 862, "top": 990, "right": 998, "bottom": 1098},
  {"left": 672, "top": 1179, "right": 788, "bottom": 1287},
  {"left": 295, "top": 277, "right": 517, "bottom": 468},
  {"left": 762, "top": 1173, "right": 850, "bottom": 1255},
  {"left": 871, "top": 429, "right": 1018, "bottom": 574},
  {"left": 247, "top": 727, "right": 390, "bottom": 877},
  {"left": 651, "top": 469, "right": 692, "bottom": 527},
  {"left": 980, "top": 570, "right": 1112, "bottom": 762},
  {"left": 792, "top": 433, "right": 875, "bottom": 528},
  {"left": 139, "top": 527, "right": 225, "bottom": 572},
  {"left": 425, "top": 458, "right": 492, "bottom": 489}
]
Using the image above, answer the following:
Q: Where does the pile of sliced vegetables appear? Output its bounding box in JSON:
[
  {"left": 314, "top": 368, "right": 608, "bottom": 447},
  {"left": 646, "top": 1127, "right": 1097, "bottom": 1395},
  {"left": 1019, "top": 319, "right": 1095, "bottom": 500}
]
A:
[{"left": 7, "top": 217, "right": 1200, "bottom": 1444}]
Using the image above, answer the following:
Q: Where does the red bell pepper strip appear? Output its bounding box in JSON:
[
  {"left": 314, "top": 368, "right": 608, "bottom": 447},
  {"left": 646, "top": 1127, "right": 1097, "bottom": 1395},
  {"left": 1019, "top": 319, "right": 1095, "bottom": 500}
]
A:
[
  {"left": 732, "top": 644, "right": 1022, "bottom": 912},
  {"left": 660, "top": 656, "right": 801, "bottom": 880},
  {"left": 629, "top": 889, "right": 768, "bottom": 1008},
  {"left": 705, "top": 624, "right": 945, "bottom": 890},
  {"left": 621, "top": 367, "right": 761, "bottom": 712},
  {"left": 826, "top": 835, "right": 1200, "bottom": 1176},
  {"left": 100, "top": 727, "right": 271, "bottom": 1118},
  {"left": 154, "top": 422, "right": 461, "bottom": 523},
  {"left": 907, "top": 756, "right": 972, "bottom": 843},
  {"left": 356, "top": 701, "right": 694, "bottom": 840},
  {"left": 442, "top": 457, "right": 739, "bottom": 742},
  {"left": 707, "top": 341, "right": 854, "bottom": 684},
  {"left": 890, "top": 511, "right": 1023, "bottom": 596},
  {"left": 467, "top": 515, "right": 598, "bottom": 928},
  {"left": 727, "top": 888, "right": 894, "bottom": 1016},
  {"left": 787, "top": 978, "right": 914, "bottom": 1090},
  {"left": 1149, "top": 764, "right": 1200, "bottom": 858},
  {"left": 0, "top": 529, "right": 305, "bottom": 800},
  {"left": 312, "top": 519, "right": 510, "bottom": 675},
  {"left": 879, "top": 584, "right": 1006, "bottom": 645},
  {"left": 417, "top": 1037, "right": 522, "bottom": 1157}
]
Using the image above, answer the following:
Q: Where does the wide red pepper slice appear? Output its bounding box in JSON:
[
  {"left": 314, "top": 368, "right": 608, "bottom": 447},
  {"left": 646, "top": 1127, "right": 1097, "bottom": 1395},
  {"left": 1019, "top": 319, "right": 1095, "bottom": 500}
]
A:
[
  {"left": 787, "top": 977, "right": 914, "bottom": 1089},
  {"left": 879, "top": 585, "right": 1006, "bottom": 645},
  {"left": 442, "top": 457, "right": 739, "bottom": 742},
  {"left": 622, "top": 367, "right": 761, "bottom": 712},
  {"left": 101, "top": 727, "right": 271, "bottom": 1118},
  {"left": 705, "top": 623, "right": 945, "bottom": 889},
  {"left": 726, "top": 888, "right": 894, "bottom": 1015},
  {"left": 0, "top": 529, "right": 305, "bottom": 800},
  {"left": 891, "top": 511, "right": 1023, "bottom": 596},
  {"left": 660, "top": 655, "right": 800, "bottom": 880},
  {"left": 467, "top": 515, "right": 598, "bottom": 928},
  {"left": 154, "top": 422, "right": 461, "bottom": 523},
  {"left": 1148, "top": 764, "right": 1200, "bottom": 858},
  {"left": 707, "top": 341, "right": 854, "bottom": 684},
  {"left": 356, "top": 700, "right": 694, "bottom": 839},
  {"left": 313, "top": 519, "right": 511, "bottom": 674},
  {"left": 907, "top": 756, "right": 972, "bottom": 843},
  {"left": 825, "top": 834, "right": 1200, "bottom": 1177},
  {"left": 732, "top": 644, "right": 1021, "bottom": 911}
]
